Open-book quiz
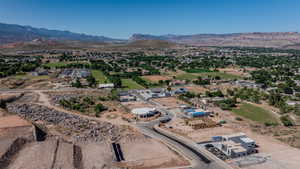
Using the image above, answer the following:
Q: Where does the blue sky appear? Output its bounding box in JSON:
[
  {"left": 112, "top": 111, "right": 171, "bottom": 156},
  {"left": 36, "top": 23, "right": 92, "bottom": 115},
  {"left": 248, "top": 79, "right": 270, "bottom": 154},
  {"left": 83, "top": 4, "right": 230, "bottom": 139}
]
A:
[{"left": 0, "top": 0, "right": 299, "bottom": 38}]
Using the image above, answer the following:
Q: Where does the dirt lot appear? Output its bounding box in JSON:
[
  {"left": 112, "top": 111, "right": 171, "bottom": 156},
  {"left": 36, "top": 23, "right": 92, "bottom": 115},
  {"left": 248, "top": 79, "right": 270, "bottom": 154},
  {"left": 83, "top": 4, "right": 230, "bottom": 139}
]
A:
[
  {"left": 0, "top": 115, "right": 32, "bottom": 129},
  {"left": 8, "top": 139, "right": 57, "bottom": 169},
  {"left": 120, "top": 137, "right": 189, "bottom": 169},
  {"left": 121, "top": 101, "right": 155, "bottom": 110},
  {"left": 184, "top": 85, "right": 208, "bottom": 94},
  {"left": 152, "top": 97, "right": 186, "bottom": 108},
  {"left": 142, "top": 75, "right": 171, "bottom": 83},
  {"left": 183, "top": 106, "right": 300, "bottom": 169},
  {"left": 218, "top": 67, "right": 250, "bottom": 77},
  {"left": 80, "top": 142, "right": 114, "bottom": 169}
]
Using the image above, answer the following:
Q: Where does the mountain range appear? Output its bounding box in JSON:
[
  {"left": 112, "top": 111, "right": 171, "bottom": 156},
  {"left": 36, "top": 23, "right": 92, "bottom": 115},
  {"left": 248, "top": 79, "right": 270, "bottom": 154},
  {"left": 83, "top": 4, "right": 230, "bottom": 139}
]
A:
[
  {"left": 1, "top": 22, "right": 300, "bottom": 49},
  {"left": 0, "top": 23, "right": 122, "bottom": 45},
  {"left": 130, "top": 33, "right": 300, "bottom": 48}
]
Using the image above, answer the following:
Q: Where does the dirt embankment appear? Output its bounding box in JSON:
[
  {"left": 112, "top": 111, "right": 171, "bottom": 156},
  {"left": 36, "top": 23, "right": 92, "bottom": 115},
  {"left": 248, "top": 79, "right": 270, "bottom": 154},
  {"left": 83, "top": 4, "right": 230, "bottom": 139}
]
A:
[{"left": 0, "top": 138, "right": 27, "bottom": 169}]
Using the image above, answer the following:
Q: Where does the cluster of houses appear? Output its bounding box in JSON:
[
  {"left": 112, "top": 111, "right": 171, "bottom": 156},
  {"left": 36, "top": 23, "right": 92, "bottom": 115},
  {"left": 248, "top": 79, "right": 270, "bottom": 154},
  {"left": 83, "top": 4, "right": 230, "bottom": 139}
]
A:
[
  {"left": 59, "top": 69, "right": 91, "bottom": 79},
  {"left": 119, "top": 87, "right": 188, "bottom": 102}
]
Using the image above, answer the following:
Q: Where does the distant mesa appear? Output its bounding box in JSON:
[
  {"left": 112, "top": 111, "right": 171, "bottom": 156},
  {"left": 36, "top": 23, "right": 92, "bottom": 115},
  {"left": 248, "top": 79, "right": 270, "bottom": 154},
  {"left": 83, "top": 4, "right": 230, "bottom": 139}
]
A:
[{"left": 1, "top": 22, "right": 300, "bottom": 48}]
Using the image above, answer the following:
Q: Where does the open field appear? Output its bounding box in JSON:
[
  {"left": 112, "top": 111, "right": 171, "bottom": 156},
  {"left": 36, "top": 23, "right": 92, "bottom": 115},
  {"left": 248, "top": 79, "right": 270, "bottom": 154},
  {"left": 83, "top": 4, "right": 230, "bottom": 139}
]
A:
[
  {"left": 175, "top": 73, "right": 198, "bottom": 80},
  {"left": 142, "top": 75, "right": 171, "bottom": 83},
  {"left": 152, "top": 97, "right": 186, "bottom": 108},
  {"left": 232, "top": 103, "right": 278, "bottom": 124},
  {"left": 184, "top": 85, "right": 209, "bottom": 94},
  {"left": 122, "top": 79, "right": 145, "bottom": 90},
  {"left": 91, "top": 70, "right": 109, "bottom": 83},
  {"left": 43, "top": 61, "right": 90, "bottom": 68},
  {"left": 120, "top": 137, "right": 189, "bottom": 169},
  {"left": 13, "top": 74, "right": 50, "bottom": 80},
  {"left": 175, "top": 72, "right": 242, "bottom": 80}
]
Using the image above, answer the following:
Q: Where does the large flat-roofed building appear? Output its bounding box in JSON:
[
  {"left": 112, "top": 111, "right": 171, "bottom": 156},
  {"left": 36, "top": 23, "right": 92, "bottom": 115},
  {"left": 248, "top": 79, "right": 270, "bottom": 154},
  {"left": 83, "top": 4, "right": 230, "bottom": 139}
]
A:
[{"left": 213, "top": 133, "right": 257, "bottom": 158}]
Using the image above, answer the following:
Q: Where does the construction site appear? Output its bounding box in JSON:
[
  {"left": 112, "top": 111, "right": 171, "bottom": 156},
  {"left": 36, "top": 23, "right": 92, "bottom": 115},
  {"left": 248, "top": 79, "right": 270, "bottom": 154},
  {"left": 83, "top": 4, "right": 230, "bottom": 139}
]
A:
[{"left": 0, "top": 92, "right": 191, "bottom": 169}]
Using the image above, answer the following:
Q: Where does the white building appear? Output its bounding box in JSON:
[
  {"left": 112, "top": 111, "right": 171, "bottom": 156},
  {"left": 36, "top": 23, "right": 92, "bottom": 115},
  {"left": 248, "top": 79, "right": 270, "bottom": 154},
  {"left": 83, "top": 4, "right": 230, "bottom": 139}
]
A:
[
  {"left": 131, "top": 107, "right": 159, "bottom": 118},
  {"left": 98, "top": 83, "right": 114, "bottom": 89},
  {"left": 213, "top": 133, "right": 257, "bottom": 158}
]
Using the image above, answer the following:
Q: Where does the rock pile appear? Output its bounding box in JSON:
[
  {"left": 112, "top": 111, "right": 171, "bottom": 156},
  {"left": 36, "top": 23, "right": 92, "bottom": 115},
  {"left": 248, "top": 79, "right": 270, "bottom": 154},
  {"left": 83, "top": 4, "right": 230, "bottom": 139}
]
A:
[{"left": 7, "top": 103, "right": 122, "bottom": 142}]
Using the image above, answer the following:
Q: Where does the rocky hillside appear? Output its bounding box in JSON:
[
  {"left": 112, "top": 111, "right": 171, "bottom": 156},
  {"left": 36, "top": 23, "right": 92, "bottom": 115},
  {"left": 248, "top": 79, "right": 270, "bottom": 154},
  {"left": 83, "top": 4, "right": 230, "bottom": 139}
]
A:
[
  {"left": 0, "top": 23, "right": 122, "bottom": 45},
  {"left": 130, "top": 32, "right": 300, "bottom": 48},
  {"left": 126, "top": 39, "right": 179, "bottom": 48}
]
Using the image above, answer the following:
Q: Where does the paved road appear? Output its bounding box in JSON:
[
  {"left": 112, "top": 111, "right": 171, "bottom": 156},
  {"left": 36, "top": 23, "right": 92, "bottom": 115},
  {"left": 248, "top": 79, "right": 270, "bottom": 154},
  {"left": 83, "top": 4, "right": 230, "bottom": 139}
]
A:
[
  {"left": 134, "top": 96, "right": 232, "bottom": 169},
  {"left": 2, "top": 88, "right": 232, "bottom": 169}
]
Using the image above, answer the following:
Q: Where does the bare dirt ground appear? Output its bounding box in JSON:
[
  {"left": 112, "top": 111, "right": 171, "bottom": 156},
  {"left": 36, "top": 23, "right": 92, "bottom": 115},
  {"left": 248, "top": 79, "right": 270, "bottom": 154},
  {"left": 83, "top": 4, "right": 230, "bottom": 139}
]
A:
[
  {"left": 8, "top": 139, "right": 57, "bottom": 169},
  {"left": 52, "top": 141, "right": 74, "bottom": 169},
  {"left": 142, "top": 75, "right": 171, "bottom": 83},
  {"left": 183, "top": 105, "right": 300, "bottom": 169},
  {"left": 121, "top": 101, "right": 155, "bottom": 110},
  {"left": 0, "top": 108, "right": 5, "bottom": 117},
  {"left": 218, "top": 67, "right": 257, "bottom": 77},
  {"left": 152, "top": 97, "right": 186, "bottom": 108},
  {"left": 80, "top": 142, "right": 114, "bottom": 169},
  {"left": 0, "top": 115, "right": 32, "bottom": 129},
  {"left": 184, "top": 85, "right": 208, "bottom": 94},
  {"left": 120, "top": 137, "right": 189, "bottom": 169}
]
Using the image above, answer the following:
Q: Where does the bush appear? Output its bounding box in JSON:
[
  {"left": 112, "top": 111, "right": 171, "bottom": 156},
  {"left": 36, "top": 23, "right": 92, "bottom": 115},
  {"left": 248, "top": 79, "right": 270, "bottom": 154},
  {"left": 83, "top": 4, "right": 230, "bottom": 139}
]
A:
[
  {"left": 280, "top": 115, "right": 293, "bottom": 126},
  {"left": 94, "top": 103, "right": 108, "bottom": 115},
  {"left": 264, "top": 121, "right": 278, "bottom": 127}
]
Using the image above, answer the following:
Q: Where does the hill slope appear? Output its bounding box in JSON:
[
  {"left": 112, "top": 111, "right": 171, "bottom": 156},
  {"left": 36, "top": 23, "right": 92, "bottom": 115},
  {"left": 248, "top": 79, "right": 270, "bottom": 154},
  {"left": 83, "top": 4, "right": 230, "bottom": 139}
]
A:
[
  {"left": 126, "top": 39, "right": 179, "bottom": 48},
  {"left": 0, "top": 23, "right": 122, "bottom": 45},
  {"left": 130, "top": 32, "right": 300, "bottom": 48}
]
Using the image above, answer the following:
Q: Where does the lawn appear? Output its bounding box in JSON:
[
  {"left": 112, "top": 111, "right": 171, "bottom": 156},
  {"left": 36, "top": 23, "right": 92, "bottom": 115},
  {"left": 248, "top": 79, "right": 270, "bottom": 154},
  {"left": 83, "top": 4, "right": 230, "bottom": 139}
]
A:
[
  {"left": 232, "top": 103, "right": 278, "bottom": 124},
  {"left": 175, "top": 73, "right": 198, "bottom": 80},
  {"left": 121, "top": 79, "right": 145, "bottom": 90},
  {"left": 43, "top": 62, "right": 68, "bottom": 68},
  {"left": 91, "top": 70, "right": 109, "bottom": 84}
]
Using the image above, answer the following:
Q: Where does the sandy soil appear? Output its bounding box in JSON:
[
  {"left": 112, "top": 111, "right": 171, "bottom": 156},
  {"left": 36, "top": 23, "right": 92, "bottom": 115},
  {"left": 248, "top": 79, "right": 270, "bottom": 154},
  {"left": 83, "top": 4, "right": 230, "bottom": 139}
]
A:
[
  {"left": 0, "top": 137, "right": 16, "bottom": 157},
  {"left": 120, "top": 137, "right": 189, "bottom": 169},
  {"left": 184, "top": 85, "right": 208, "bottom": 94},
  {"left": 184, "top": 105, "right": 300, "bottom": 169},
  {"left": 53, "top": 141, "right": 74, "bottom": 169},
  {"left": 142, "top": 75, "right": 171, "bottom": 82},
  {"left": 218, "top": 67, "right": 250, "bottom": 77},
  {"left": 8, "top": 139, "right": 57, "bottom": 169},
  {"left": 0, "top": 115, "right": 32, "bottom": 129},
  {"left": 121, "top": 101, "right": 155, "bottom": 110},
  {"left": 80, "top": 142, "right": 114, "bottom": 169},
  {"left": 152, "top": 97, "right": 186, "bottom": 108}
]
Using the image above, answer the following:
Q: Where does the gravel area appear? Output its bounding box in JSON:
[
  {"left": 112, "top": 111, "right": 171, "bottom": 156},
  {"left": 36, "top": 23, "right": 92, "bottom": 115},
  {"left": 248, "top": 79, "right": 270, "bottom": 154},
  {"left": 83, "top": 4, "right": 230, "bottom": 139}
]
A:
[{"left": 7, "top": 103, "right": 122, "bottom": 142}]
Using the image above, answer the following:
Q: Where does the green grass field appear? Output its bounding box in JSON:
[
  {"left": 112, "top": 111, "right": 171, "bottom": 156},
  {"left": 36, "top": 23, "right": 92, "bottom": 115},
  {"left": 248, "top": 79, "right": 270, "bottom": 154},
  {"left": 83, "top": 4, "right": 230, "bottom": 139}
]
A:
[
  {"left": 175, "top": 72, "right": 241, "bottom": 80},
  {"left": 122, "top": 79, "right": 145, "bottom": 90},
  {"left": 232, "top": 103, "right": 278, "bottom": 124},
  {"left": 91, "top": 70, "right": 109, "bottom": 84},
  {"left": 43, "top": 62, "right": 69, "bottom": 68},
  {"left": 175, "top": 73, "right": 198, "bottom": 80}
]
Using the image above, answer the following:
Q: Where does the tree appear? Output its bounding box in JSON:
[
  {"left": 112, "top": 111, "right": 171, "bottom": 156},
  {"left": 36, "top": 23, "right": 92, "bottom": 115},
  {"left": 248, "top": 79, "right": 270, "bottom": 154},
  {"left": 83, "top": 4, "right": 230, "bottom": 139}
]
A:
[
  {"left": 94, "top": 103, "right": 108, "bottom": 117},
  {"left": 280, "top": 115, "right": 293, "bottom": 126},
  {"left": 86, "top": 75, "right": 96, "bottom": 87},
  {"left": 72, "top": 78, "right": 83, "bottom": 88}
]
